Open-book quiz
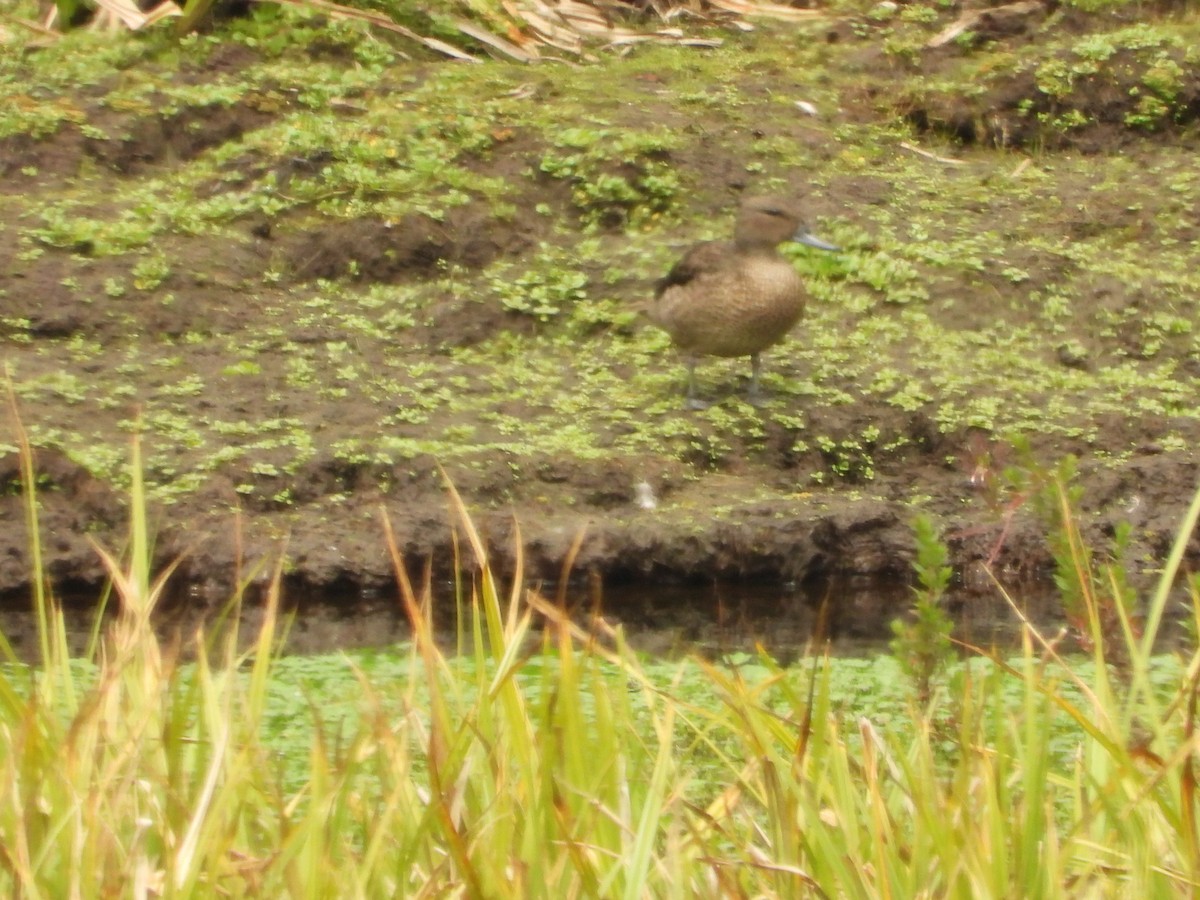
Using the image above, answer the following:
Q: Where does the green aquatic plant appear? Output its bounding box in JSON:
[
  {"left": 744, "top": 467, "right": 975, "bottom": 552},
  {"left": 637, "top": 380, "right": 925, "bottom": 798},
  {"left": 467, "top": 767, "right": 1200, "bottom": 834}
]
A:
[{"left": 890, "top": 512, "right": 955, "bottom": 707}]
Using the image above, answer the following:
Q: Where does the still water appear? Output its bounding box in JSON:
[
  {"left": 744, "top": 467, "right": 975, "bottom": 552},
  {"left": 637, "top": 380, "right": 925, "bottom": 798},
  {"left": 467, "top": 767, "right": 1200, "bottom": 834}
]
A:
[{"left": 0, "top": 575, "right": 1066, "bottom": 663}]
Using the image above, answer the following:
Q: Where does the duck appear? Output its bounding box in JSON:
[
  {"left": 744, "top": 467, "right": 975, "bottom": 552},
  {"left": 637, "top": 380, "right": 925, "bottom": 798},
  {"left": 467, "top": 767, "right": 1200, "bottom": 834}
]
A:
[{"left": 647, "top": 194, "right": 838, "bottom": 409}]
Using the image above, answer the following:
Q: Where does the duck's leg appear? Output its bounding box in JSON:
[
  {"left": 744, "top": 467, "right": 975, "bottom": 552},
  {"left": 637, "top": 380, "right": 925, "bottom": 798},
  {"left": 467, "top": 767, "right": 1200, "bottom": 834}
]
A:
[
  {"left": 745, "top": 353, "right": 765, "bottom": 406},
  {"left": 684, "top": 357, "right": 710, "bottom": 410}
]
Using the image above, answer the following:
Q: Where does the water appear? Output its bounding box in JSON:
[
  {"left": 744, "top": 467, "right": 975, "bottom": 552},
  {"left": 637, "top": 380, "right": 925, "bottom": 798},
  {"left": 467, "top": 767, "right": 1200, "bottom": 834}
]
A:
[
  {"left": 586, "top": 576, "right": 1063, "bottom": 661},
  {"left": 0, "top": 575, "right": 1066, "bottom": 662}
]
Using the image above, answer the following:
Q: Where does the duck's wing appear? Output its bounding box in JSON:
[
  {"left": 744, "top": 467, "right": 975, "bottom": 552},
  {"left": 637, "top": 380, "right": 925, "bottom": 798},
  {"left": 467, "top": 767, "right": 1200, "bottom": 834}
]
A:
[{"left": 653, "top": 241, "right": 732, "bottom": 298}]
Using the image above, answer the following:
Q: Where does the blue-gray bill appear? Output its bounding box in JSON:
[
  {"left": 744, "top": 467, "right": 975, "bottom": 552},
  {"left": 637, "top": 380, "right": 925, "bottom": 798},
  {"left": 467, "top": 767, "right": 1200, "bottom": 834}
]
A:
[{"left": 794, "top": 230, "right": 839, "bottom": 252}]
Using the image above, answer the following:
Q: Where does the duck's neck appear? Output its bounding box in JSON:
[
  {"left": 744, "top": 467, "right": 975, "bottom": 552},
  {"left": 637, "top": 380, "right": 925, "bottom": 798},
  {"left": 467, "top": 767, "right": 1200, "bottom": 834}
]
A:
[{"left": 734, "top": 238, "right": 782, "bottom": 256}]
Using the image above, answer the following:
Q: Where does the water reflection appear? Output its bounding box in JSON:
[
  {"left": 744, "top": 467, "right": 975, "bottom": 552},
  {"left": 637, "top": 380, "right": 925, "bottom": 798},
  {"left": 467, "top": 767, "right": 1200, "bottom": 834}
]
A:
[
  {"left": 0, "top": 576, "right": 1067, "bottom": 662},
  {"left": 594, "top": 576, "right": 1063, "bottom": 661}
]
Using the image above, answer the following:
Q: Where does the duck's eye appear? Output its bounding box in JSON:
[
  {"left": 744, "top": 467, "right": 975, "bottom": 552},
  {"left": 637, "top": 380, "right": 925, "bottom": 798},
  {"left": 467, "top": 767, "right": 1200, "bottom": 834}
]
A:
[{"left": 762, "top": 208, "right": 785, "bottom": 218}]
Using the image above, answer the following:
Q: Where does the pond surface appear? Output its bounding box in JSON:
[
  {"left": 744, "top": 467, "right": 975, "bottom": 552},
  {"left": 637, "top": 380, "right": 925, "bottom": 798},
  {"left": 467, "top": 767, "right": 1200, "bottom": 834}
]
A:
[{"left": 0, "top": 575, "right": 1067, "bottom": 663}]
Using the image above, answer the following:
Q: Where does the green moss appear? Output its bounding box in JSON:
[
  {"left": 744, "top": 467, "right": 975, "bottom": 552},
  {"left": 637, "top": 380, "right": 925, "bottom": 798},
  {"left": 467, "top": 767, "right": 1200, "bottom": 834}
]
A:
[{"left": 2, "top": 9, "right": 1200, "bottom": 513}]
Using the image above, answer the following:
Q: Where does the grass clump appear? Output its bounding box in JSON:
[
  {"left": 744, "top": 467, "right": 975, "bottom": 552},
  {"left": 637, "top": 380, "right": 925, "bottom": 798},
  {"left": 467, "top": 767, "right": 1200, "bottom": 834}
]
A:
[
  {"left": 3, "top": 405, "right": 1200, "bottom": 894},
  {"left": 890, "top": 512, "right": 955, "bottom": 707},
  {"left": 539, "top": 128, "right": 683, "bottom": 229}
]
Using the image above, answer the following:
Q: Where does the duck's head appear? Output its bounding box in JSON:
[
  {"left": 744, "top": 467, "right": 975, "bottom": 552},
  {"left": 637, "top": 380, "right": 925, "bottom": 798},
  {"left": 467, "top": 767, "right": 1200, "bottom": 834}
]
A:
[{"left": 734, "top": 195, "right": 839, "bottom": 252}]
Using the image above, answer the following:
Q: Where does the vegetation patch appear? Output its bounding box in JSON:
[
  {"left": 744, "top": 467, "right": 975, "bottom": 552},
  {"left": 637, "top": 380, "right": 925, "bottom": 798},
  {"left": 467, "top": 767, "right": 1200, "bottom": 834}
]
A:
[
  {"left": 895, "top": 18, "right": 1200, "bottom": 149},
  {"left": 2, "top": 3, "right": 1200, "bottom": 599}
]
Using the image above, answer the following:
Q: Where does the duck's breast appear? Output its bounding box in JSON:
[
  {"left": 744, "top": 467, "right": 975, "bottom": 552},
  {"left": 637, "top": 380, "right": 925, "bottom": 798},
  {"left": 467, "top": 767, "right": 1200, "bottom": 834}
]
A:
[{"left": 656, "top": 257, "right": 804, "bottom": 357}]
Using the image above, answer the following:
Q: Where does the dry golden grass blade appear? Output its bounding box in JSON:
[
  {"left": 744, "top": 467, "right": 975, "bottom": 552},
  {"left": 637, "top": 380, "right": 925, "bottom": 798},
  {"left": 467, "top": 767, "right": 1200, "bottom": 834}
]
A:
[
  {"left": 707, "top": 0, "right": 830, "bottom": 21},
  {"left": 553, "top": 0, "right": 608, "bottom": 29},
  {"left": 645, "top": 0, "right": 688, "bottom": 21},
  {"left": 92, "top": 0, "right": 181, "bottom": 30},
  {"left": 422, "top": 32, "right": 486, "bottom": 61},
  {"left": 925, "top": 8, "right": 983, "bottom": 48},
  {"left": 503, "top": 0, "right": 584, "bottom": 53},
  {"left": 534, "top": 0, "right": 722, "bottom": 49},
  {"left": 135, "top": 0, "right": 183, "bottom": 25},
  {"left": 567, "top": 19, "right": 646, "bottom": 41},
  {"left": 926, "top": 0, "right": 1044, "bottom": 49},
  {"left": 553, "top": 524, "right": 588, "bottom": 608},
  {"left": 173, "top": 720, "right": 231, "bottom": 891},
  {"left": 507, "top": 514, "right": 525, "bottom": 630},
  {"left": 605, "top": 28, "right": 722, "bottom": 48},
  {"left": 453, "top": 16, "right": 538, "bottom": 60},
  {"left": 31, "top": 0, "right": 766, "bottom": 55},
  {"left": 1010, "top": 157, "right": 1033, "bottom": 179},
  {"left": 8, "top": 15, "right": 60, "bottom": 43},
  {"left": 437, "top": 466, "right": 490, "bottom": 570},
  {"left": 899, "top": 141, "right": 967, "bottom": 166},
  {"left": 266, "top": 0, "right": 481, "bottom": 61}
]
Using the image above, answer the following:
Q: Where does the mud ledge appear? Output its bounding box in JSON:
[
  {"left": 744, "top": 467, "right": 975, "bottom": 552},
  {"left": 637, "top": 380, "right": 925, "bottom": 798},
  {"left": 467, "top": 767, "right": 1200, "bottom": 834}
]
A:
[{"left": 3, "top": 443, "right": 1195, "bottom": 614}]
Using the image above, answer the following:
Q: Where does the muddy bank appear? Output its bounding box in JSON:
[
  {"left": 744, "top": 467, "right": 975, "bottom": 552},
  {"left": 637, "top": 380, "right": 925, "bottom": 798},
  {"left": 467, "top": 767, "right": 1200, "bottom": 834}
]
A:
[
  {"left": 3, "top": 3, "right": 1200, "bottom": 624},
  {"left": 2, "top": 435, "right": 1196, "bottom": 615}
]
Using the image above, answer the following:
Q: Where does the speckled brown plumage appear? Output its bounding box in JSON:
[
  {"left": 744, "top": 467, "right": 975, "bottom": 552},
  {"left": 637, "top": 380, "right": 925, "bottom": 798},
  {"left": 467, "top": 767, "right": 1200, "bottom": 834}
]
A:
[{"left": 647, "top": 195, "right": 838, "bottom": 408}]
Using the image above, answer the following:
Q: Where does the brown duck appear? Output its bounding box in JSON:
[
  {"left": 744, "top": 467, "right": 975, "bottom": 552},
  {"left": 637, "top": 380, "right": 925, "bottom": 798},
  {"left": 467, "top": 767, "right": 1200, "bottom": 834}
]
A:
[{"left": 647, "top": 195, "right": 838, "bottom": 408}]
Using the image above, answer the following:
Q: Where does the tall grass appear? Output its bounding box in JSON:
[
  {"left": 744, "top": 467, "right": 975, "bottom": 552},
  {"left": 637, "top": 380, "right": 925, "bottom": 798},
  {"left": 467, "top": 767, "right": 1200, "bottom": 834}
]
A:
[{"left": 2, "top": 421, "right": 1200, "bottom": 894}]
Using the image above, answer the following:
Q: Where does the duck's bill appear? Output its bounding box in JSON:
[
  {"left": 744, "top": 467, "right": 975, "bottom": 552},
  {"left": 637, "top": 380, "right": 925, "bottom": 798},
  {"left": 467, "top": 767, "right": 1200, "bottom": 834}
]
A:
[{"left": 793, "top": 231, "right": 840, "bottom": 252}]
